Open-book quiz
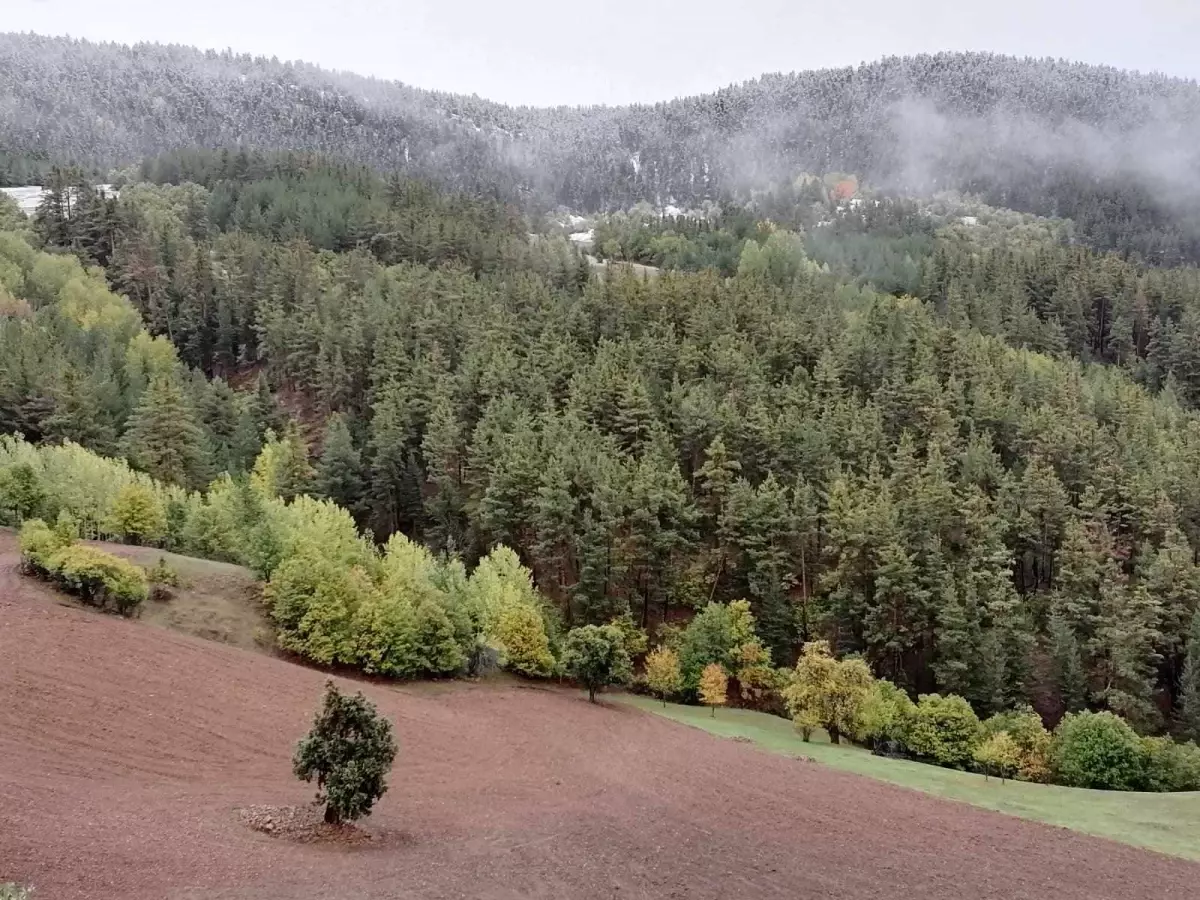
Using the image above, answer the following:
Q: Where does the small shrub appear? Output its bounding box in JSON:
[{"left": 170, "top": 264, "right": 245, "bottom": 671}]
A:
[
  {"left": 18, "top": 518, "right": 67, "bottom": 575},
  {"left": 562, "top": 624, "right": 633, "bottom": 702},
  {"left": 45, "top": 544, "right": 149, "bottom": 616},
  {"left": 146, "top": 557, "right": 180, "bottom": 587},
  {"left": 0, "top": 883, "right": 33, "bottom": 900},
  {"left": 53, "top": 509, "right": 80, "bottom": 543},
  {"left": 293, "top": 681, "right": 397, "bottom": 824},
  {"left": 1141, "top": 736, "right": 1200, "bottom": 792},
  {"left": 1052, "top": 711, "right": 1147, "bottom": 791},
  {"left": 793, "top": 707, "right": 820, "bottom": 741},
  {"left": 905, "top": 693, "right": 981, "bottom": 768},
  {"left": 145, "top": 557, "right": 181, "bottom": 602}
]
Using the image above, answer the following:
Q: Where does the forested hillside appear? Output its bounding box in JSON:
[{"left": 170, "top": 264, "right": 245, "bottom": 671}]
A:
[
  {"left": 4, "top": 151, "right": 1200, "bottom": 740},
  {"left": 4, "top": 34, "right": 1200, "bottom": 261}
]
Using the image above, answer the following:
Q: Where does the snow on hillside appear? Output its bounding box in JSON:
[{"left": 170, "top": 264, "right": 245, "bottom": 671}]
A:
[
  {"left": 0, "top": 184, "right": 118, "bottom": 216},
  {"left": 0, "top": 186, "right": 46, "bottom": 215}
]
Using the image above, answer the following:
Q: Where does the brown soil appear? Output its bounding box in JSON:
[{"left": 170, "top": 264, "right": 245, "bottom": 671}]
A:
[{"left": 0, "top": 532, "right": 1196, "bottom": 899}]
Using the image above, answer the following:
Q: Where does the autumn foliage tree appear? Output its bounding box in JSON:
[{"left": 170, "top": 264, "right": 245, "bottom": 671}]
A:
[
  {"left": 109, "top": 482, "right": 167, "bottom": 545},
  {"left": 784, "top": 640, "right": 874, "bottom": 744},
  {"left": 699, "top": 663, "right": 728, "bottom": 716},
  {"left": 644, "top": 646, "right": 683, "bottom": 706},
  {"left": 974, "top": 732, "right": 1021, "bottom": 781}
]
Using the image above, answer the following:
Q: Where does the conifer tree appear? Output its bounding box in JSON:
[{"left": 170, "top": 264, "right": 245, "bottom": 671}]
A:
[
  {"left": 273, "top": 422, "right": 315, "bottom": 503},
  {"left": 1048, "top": 613, "right": 1089, "bottom": 714},
  {"left": 1179, "top": 607, "right": 1200, "bottom": 742},
  {"left": 122, "top": 376, "right": 210, "bottom": 490},
  {"left": 315, "top": 413, "right": 365, "bottom": 516}
]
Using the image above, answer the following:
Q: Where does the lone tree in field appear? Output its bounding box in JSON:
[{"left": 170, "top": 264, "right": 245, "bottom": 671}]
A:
[
  {"left": 699, "top": 663, "right": 728, "bottom": 716},
  {"left": 645, "top": 646, "right": 683, "bottom": 707},
  {"left": 562, "top": 624, "right": 632, "bottom": 702},
  {"left": 293, "top": 681, "right": 397, "bottom": 824}
]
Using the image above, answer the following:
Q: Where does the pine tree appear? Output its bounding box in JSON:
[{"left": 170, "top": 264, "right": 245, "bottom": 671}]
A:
[
  {"left": 367, "top": 382, "right": 419, "bottom": 538},
  {"left": 122, "top": 376, "right": 210, "bottom": 490},
  {"left": 1179, "top": 607, "right": 1200, "bottom": 742},
  {"left": 315, "top": 413, "right": 366, "bottom": 517},
  {"left": 273, "top": 422, "right": 315, "bottom": 502},
  {"left": 932, "top": 574, "right": 978, "bottom": 699},
  {"left": 613, "top": 375, "right": 655, "bottom": 457},
  {"left": 1091, "top": 564, "right": 1163, "bottom": 732},
  {"left": 1048, "top": 613, "right": 1089, "bottom": 714},
  {"left": 421, "top": 379, "right": 467, "bottom": 553}
]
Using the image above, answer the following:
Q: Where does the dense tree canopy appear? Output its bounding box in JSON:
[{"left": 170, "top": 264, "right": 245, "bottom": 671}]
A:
[{"left": 5, "top": 133, "right": 1200, "bottom": 742}]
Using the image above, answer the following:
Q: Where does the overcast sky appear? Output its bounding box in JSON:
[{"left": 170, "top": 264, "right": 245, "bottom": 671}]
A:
[{"left": 8, "top": 0, "right": 1199, "bottom": 106}]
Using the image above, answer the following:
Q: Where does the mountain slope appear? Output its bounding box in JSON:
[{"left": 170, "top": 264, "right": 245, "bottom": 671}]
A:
[{"left": 4, "top": 34, "right": 1200, "bottom": 259}]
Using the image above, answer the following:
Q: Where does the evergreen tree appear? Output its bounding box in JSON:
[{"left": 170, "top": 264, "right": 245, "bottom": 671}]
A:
[
  {"left": 1048, "top": 614, "right": 1090, "bottom": 714},
  {"left": 293, "top": 682, "right": 397, "bottom": 825},
  {"left": 273, "top": 422, "right": 315, "bottom": 502},
  {"left": 1179, "top": 607, "right": 1200, "bottom": 742},
  {"left": 122, "top": 376, "right": 210, "bottom": 489},
  {"left": 315, "top": 413, "right": 366, "bottom": 517}
]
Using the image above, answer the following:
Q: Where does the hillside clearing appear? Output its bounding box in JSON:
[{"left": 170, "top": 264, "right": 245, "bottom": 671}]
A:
[
  {"left": 91, "top": 540, "right": 270, "bottom": 652},
  {"left": 621, "top": 695, "right": 1200, "bottom": 861},
  {"left": 0, "top": 529, "right": 270, "bottom": 651},
  {"left": 2, "top": 543, "right": 1197, "bottom": 899}
]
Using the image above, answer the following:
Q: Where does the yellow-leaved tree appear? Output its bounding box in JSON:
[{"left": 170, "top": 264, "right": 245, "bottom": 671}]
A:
[
  {"left": 644, "top": 646, "right": 683, "bottom": 706},
  {"left": 494, "top": 601, "right": 556, "bottom": 676},
  {"left": 783, "top": 640, "right": 874, "bottom": 744},
  {"left": 469, "top": 546, "right": 557, "bottom": 676},
  {"left": 699, "top": 663, "right": 728, "bottom": 717},
  {"left": 109, "top": 482, "right": 167, "bottom": 545},
  {"left": 974, "top": 732, "right": 1021, "bottom": 782}
]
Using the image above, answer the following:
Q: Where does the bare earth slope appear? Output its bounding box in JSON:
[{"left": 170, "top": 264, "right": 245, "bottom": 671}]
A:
[{"left": 0, "top": 533, "right": 1195, "bottom": 900}]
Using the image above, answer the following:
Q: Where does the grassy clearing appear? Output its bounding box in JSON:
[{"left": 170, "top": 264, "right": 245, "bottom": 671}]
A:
[
  {"left": 87, "top": 542, "right": 272, "bottom": 652},
  {"left": 620, "top": 694, "right": 1200, "bottom": 861}
]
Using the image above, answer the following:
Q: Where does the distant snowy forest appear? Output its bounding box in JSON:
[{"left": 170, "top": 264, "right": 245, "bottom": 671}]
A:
[{"left": 3, "top": 34, "right": 1200, "bottom": 262}]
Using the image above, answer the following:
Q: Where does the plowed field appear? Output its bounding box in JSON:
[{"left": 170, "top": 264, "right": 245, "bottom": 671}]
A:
[{"left": 1, "top": 533, "right": 1194, "bottom": 899}]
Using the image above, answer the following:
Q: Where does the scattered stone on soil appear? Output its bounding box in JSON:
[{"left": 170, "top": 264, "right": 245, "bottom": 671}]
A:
[{"left": 237, "top": 804, "right": 374, "bottom": 845}]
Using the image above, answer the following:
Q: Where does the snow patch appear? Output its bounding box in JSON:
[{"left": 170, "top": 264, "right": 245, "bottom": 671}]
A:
[{"left": 1, "top": 184, "right": 118, "bottom": 217}]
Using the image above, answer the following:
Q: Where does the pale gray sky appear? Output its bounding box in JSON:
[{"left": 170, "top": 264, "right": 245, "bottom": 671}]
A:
[{"left": 8, "top": 0, "right": 1198, "bottom": 106}]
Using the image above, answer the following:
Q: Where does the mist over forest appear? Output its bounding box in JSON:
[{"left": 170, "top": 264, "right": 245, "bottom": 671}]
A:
[{"left": 3, "top": 34, "right": 1200, "bottom": 261}]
